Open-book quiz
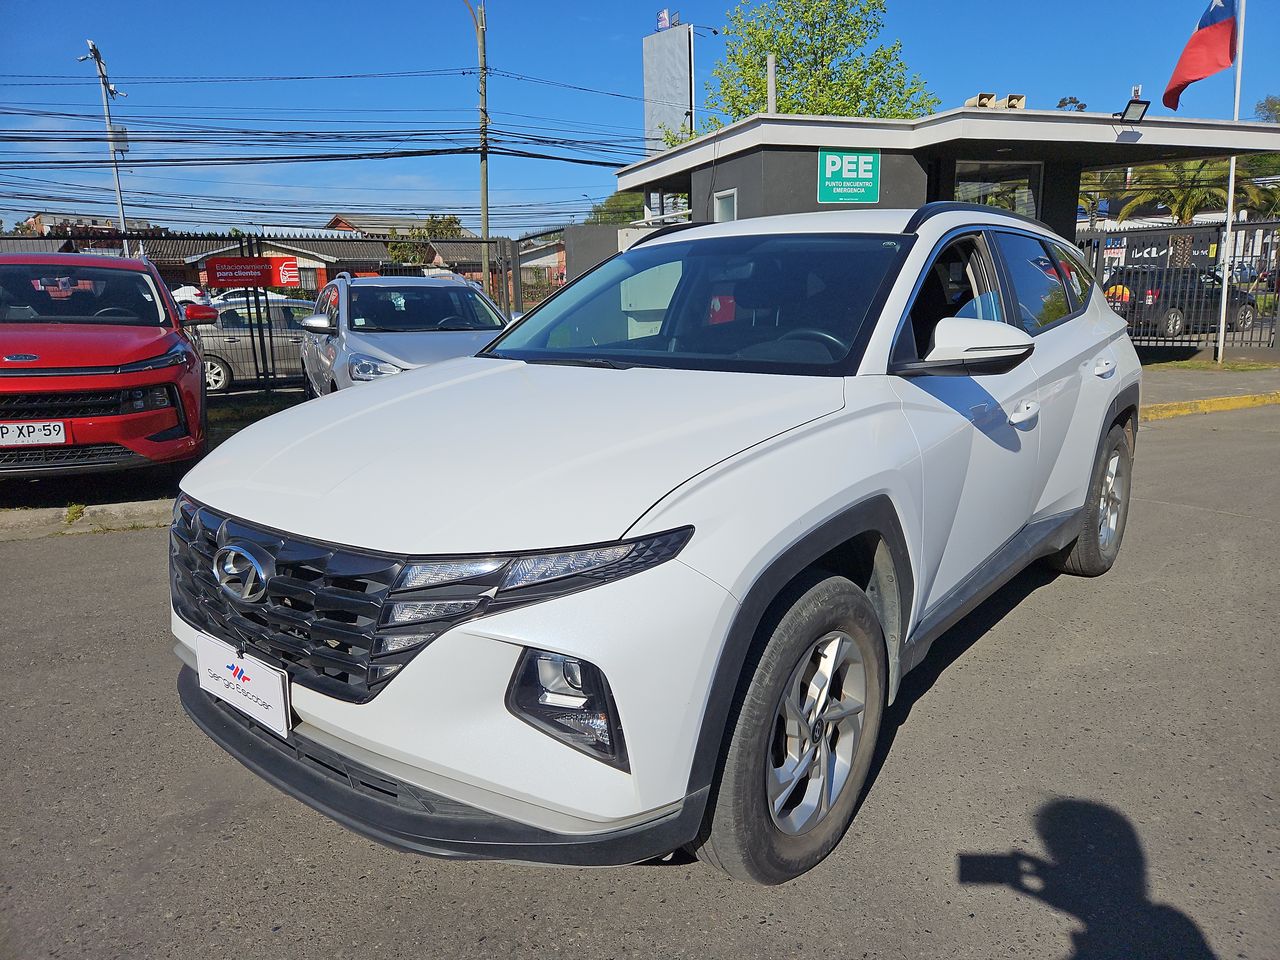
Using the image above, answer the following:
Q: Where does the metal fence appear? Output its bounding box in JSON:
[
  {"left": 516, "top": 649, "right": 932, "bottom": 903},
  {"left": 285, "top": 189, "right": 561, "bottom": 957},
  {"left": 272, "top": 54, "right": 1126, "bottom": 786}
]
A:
[
  {"left": 1078, "top": 220, "right": 1278, "bottom": 351},
  {"left": 59, "top": 231, "right": 529, "bottom": 393}
]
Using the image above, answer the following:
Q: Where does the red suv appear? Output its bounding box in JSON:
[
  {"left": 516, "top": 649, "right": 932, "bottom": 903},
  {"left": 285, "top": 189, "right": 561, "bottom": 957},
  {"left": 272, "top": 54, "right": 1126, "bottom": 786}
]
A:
[{"left": 0, "top": 253, "right": 218, "bottom": 479}]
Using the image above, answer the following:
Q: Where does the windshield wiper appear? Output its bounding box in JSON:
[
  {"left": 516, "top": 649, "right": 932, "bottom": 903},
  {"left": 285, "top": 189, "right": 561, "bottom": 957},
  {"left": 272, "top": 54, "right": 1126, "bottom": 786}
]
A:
[{"left": 519, "top": 356, "right": 636, "bottom": 369}]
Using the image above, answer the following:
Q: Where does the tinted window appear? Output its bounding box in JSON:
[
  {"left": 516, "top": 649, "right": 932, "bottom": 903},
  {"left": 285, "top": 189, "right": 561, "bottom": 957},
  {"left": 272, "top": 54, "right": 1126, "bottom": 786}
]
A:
[
  {"left": 1048, "top": 241, "right": 1094, "bottom": 309},
  {"left": 0, "top": 265, "right": 166, "bottom": 327},
  {"left": 994, "top": 233, "right": 1072, "bottom": 332},
  {"left": 488, "top": 233, "right": 908, "bottom": 374}
]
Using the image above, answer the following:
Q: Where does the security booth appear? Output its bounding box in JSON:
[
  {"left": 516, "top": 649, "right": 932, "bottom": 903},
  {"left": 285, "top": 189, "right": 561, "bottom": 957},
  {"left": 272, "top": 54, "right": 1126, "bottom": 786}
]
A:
[{"left": 614, "top": 107, "right": 1280, "bottom": 242}]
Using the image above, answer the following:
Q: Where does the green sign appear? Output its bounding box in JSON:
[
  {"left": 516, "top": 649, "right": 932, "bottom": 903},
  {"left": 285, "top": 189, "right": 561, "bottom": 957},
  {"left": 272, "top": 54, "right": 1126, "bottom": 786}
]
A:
[{"left": 817, "top": 148, "right": 881, "bottom": 204}]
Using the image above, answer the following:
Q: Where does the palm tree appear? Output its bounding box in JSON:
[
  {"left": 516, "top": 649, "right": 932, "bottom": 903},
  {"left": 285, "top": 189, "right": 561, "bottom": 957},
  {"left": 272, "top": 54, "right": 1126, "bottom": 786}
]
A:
[
  {"left": 1115, "top": 159, "right": 1278, "bottom": 265},
  {"left": 1078, "top": 167, "right": 1129, "bottom": 231}
]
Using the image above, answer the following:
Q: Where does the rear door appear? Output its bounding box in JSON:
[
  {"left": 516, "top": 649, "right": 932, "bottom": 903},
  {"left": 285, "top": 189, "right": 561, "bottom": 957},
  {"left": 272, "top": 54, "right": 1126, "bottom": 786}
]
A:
[
  {"left": 992, "top": 230, "right": 1114, "bottom": 519},
  {"left": 890, "top": 230, "right": 1042, "bottom": 612},
  {"left": 269, "top": 305, "right": 308, "bottom": 375}
]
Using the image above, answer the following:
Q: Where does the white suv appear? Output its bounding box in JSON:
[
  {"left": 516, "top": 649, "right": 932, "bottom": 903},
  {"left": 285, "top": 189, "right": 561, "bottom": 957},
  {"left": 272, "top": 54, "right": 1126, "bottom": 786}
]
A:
[
  {"left": 299, "top": 274, "right": 505, "bottom": 394},
  {"left": 171, "top": 204, "right": 1140, "bottom": 884}
]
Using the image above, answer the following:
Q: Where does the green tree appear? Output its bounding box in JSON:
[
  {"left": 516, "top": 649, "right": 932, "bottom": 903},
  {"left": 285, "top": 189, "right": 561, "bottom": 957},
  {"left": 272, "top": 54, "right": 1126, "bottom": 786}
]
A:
[
  {"left": 693, "top": 0, "right": 938, "bottom": 138},
  {"left": 1255, "top": 95, "right": 1280, "bottom": 123},
  {"left": 1078, "top": 168, "right": 1129, "bottom": 230},
  {"left": 386, "top": 217, "right": 463, "bottom": 264},
  {"left": 1056, "top": 96, "right": 1088, "bottom": 112},
  {"left": 585, "top": 192, "right": 644, "bottom": 224}
]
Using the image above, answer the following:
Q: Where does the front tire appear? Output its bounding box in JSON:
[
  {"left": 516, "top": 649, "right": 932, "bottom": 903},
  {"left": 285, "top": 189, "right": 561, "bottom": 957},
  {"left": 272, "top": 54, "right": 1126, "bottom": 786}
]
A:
[
  {"left": 204, "top": 356, "right": 232, "bottom": 394},
  {"left": 1048, "top": 423, "right": 1133, "bottom": 577},
  {"left": 690, "top": 572, "right": 886, "bottom": 884},
  {"left": 1234, "top": 304, "right": 1255, "bottom": 331}
]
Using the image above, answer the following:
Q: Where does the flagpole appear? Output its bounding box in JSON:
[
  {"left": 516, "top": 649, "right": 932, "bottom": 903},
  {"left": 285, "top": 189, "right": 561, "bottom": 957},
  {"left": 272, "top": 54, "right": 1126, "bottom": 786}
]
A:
[{"left": 1216, "top": 0, "right": 1246, "bottom": 365}]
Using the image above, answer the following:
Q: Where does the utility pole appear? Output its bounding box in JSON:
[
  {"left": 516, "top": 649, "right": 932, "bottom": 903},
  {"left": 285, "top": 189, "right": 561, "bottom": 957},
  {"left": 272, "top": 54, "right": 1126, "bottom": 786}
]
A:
[
  {"left": 462, "top": 1, "right": 490, "bottom": 296},
  {"left": 79, "top": 40, "right": 130, "bottom": 257}
]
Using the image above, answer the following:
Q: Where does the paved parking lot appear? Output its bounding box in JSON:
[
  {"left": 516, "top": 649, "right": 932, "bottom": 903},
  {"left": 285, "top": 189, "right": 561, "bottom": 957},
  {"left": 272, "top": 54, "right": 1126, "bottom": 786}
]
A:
[{"left": 1, "top": 407, "right": 1276, "bottom": 960}]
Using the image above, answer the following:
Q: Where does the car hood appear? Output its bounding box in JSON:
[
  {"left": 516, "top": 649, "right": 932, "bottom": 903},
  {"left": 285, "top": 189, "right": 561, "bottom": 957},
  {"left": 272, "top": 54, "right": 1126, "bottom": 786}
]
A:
[
  {"left": 183, "top": 356, "right": 845, "bottom": 554},
  {"left": 344, "top": 329, "right": 500, "bottom": 369},
  {"left": 0, "top": 323, "right": 176, "bottom": 369}
]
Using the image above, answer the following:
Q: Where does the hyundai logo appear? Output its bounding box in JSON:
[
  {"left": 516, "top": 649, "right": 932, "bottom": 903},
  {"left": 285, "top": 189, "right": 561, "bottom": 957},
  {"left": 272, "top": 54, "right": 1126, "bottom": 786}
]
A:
[
  {"left": 213, "top": 544, "right": 270, "bottom": 603},
  {"left": 3, "top": 354, "right": 38, "bottom": 362}
]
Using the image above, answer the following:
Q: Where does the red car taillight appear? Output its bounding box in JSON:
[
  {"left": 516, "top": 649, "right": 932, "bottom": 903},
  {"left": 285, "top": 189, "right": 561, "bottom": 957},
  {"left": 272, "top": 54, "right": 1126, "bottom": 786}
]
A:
[{"left": 1144, "top": 289, "right": 1156, "bottom": 306}]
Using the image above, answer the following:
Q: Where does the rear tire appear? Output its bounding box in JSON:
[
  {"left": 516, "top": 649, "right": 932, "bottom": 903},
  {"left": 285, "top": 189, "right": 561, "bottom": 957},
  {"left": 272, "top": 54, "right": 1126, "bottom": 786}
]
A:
[
  {"left": 1162, "top": 308, "right": 1186, "bottom": 338},
  {"left": 689, "top": 571, "right": 886, "bottom": 884},
  {"left": 1048, "top": 423, "right": 1133, "bottom": 577},
  {"left": 1234, "top": 304, "right": 1255, "bottom": 331}
]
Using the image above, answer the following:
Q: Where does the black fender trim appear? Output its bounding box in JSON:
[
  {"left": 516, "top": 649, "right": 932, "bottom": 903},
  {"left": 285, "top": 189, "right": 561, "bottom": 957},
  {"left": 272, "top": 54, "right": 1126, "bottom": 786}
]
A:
[
  {"left": 1104, "top": 380, "right": 1141, "bottom": 453},
  {"left": 682, "top": 495, "right": 913, "bottom": 802}
]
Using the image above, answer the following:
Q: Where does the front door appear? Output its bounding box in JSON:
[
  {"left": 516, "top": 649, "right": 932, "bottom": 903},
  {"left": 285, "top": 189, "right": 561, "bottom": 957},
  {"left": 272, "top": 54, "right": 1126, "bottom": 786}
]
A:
[{"left": 890, "top": 232, "right": 1042, "bottom": 613}]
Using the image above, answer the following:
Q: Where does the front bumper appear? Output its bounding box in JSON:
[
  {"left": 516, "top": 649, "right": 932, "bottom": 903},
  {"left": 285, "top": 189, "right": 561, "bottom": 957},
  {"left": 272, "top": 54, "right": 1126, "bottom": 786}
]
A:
[{"left": 179, "top": 665, "right": 706, "bottom": 864}]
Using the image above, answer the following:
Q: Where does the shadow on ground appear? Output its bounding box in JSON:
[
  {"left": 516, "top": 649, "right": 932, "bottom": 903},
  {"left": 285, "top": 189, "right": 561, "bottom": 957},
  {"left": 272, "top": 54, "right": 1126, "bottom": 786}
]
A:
[{"left": 958, "top": 798, "right": 1217, "bottom": 960}]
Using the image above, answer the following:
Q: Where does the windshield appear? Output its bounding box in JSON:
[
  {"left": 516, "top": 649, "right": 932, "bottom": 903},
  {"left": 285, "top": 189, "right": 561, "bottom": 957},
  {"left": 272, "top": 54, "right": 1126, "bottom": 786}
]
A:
[
  {"left": 348, "top": 284, "right": 504, "bottom": 332},
  {"left": 484, "top": 233, "right": 909, "bottom": 374},
  {"left": 0, "top": 264, "right": 167, "bottom": 327}
]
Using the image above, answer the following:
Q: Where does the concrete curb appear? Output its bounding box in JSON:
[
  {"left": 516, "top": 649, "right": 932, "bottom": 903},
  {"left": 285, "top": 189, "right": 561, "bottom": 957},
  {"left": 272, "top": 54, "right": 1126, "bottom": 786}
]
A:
[
  {"left": 0, "top": 498, "right": 173, "bottom": 542},
  {"left": 1140, "top": 391, "right": 1280, "bottom": 423}
]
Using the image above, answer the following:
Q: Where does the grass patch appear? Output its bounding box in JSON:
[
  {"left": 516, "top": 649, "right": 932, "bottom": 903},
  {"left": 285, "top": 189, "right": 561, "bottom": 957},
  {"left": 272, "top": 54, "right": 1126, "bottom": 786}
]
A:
[
  {"left": 1146, "top": 359, "right": 1280, "bottom": 373},
  {"left": 64, "top": 503, "right": 85, "bottom": 525}
]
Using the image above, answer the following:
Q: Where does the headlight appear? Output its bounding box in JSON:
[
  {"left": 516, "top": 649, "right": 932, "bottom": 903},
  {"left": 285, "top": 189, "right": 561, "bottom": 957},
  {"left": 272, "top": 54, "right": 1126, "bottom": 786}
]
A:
[
  {"left": 119, "top": 342, "right": 196, "bottom": 373},
  {"left": 348, "top": 353, "right": 402, "bottom": 381},
  {"left": 380, "top": 527, "right": 693, "bottom": 629}
]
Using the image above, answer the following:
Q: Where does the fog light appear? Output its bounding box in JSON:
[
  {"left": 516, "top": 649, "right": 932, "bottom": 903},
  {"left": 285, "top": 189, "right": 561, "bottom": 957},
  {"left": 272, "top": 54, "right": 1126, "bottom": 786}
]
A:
[{"left": 506, "top": 649, "right": 628, "bottom": 770}]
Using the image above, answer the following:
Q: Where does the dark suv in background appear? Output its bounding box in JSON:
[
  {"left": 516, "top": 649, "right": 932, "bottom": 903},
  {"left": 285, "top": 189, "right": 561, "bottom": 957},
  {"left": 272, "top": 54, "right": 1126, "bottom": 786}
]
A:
[{"left": 1103, "top": 265, "right": 1257, "bottom": 337}]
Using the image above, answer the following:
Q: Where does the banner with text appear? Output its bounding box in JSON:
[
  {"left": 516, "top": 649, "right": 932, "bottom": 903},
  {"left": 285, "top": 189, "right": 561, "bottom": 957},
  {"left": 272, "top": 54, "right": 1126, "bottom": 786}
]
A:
[{"left": 206, "top": 257, "right": 300, "bottom": 287}]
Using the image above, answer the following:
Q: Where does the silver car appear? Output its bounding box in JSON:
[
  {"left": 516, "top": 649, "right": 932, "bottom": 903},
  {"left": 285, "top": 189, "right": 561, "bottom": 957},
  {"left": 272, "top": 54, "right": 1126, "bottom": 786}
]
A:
[
  {"left": 196, "top": 299, "right": 316, "bottom": 392},
  {"left": 300, "top": 275, "right": 506, "bottom": 394}
]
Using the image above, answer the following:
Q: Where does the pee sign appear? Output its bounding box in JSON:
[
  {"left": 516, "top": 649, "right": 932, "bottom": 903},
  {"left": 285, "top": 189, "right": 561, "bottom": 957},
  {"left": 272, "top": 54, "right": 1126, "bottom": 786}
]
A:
[{"left": 817, "top": 149, "right": 880, "bottom": 204}]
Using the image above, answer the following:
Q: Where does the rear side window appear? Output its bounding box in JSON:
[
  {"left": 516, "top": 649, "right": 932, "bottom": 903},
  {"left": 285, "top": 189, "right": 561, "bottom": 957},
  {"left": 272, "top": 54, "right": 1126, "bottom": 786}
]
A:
[
  {"left": 994, "top": 232, "right": 1072, "bottom": 333},
  {"left": 1049, "top": 241, "right": 1094, "bottom": 310}
]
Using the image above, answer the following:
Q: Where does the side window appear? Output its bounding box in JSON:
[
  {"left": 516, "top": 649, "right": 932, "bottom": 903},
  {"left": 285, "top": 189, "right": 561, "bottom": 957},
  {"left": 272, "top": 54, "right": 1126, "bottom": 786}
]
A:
[
  {"left": 1049, "top": 241, "right": 1094, "bottom": 310},
  {"left": 219, "top": 308, "right": 247, "bottom": 329},
  {"left": 994, "top": 232, "right": 1072, "bottom": 333},
  {"left": 316, "top": 286, "right": 340, "bottom": 327},
  {"left": 896, "top": 235, "right": 1003, "bottom": 362}
]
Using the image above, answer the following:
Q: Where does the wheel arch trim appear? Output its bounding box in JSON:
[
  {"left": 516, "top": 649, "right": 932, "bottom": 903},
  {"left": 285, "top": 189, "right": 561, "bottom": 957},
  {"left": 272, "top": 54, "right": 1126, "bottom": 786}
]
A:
[{"left": 683, "top": 494, "right": 913, "bottom": 801}]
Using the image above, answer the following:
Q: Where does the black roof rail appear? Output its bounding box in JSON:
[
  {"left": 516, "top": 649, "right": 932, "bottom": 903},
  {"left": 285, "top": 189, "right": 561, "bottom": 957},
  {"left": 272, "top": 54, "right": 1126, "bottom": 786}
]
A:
[
  {"left": 903, "top": 201, "right": 1050, "bottom": 235},
  {"left": 627, "top": 220, "right": 707, "bottom": 248}
]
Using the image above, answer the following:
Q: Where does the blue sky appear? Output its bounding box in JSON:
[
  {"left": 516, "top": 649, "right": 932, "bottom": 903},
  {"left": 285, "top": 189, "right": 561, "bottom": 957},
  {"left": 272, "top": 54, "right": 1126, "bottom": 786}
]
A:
[{"left": 0, "top": 0, "right": 1275, "bottom": 236}]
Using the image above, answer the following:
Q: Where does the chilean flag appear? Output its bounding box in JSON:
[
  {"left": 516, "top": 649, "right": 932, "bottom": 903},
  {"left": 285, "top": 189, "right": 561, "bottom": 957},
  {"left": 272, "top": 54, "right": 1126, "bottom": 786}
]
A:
[{"left": 1163, "top": 0, "right": 1238, "bottom": 110}]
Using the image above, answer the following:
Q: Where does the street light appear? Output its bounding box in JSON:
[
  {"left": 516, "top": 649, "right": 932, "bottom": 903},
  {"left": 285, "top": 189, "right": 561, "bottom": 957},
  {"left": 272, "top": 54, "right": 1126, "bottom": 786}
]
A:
[{"left": 1115, "top": 98, "right": 1150, "bottom": 124}]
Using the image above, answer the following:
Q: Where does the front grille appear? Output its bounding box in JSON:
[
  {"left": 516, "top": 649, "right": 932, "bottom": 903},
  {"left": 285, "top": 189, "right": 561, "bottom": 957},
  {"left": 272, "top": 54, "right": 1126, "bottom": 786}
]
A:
[
  {"left": 0, "top": 442, "right": 139, "bottom": 469},
  {"left": 170, "top": 501, "right": 408, "bottom": 703},
  {"left": 0, "top": 390, "right": 129, "bottom": 420}
]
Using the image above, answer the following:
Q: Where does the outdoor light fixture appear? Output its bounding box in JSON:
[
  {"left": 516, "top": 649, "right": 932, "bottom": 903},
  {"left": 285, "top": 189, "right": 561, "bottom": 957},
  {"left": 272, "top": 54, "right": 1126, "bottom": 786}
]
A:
[{"left": 1115, "top": 98, "right": 1150, "bottom": 124}]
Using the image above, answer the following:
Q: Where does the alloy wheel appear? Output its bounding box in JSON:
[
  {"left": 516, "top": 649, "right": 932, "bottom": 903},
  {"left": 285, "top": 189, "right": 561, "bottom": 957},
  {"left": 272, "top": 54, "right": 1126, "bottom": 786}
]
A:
[
  {"left": 204, "top": 360, "right": 227, "bottom": 392},
  {"left": 1236, "top": 306, "right": 1255, "bottom": 331},
  {"left": 1097, "top": 451, "right": 1127, "bottom": 552},
  {"left": 1163, "top": 309, "right": 1185, "bottom": 338},
  {"left": 767, "top": 631, "right": 868, "bottom": 836}
]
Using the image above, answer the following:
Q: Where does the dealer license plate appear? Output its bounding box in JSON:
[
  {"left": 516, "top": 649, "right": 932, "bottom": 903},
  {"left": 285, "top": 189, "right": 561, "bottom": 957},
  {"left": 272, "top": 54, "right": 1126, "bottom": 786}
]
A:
[
  {"left": 0, "top": 421, "right": 67, "bottom": 446},
  {"left": 195, "top": 632, "right": 292, "bottom": 738}
]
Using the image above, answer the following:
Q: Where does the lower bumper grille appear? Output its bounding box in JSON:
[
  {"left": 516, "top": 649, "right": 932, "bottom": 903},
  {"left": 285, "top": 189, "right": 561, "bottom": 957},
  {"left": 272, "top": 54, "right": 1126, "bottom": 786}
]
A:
[
  {"left": 0, "top": 442, "right": 140, "bottom": 470},
  {"left": 0, "top": 390, "right": 135, "bottom": 420}
]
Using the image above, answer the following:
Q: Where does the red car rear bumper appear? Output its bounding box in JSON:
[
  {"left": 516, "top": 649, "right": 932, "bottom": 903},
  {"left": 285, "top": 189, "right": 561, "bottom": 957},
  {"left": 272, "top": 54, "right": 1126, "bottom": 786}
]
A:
[{"left": 0, "top": 365, "right": 205, "bottom": 479}]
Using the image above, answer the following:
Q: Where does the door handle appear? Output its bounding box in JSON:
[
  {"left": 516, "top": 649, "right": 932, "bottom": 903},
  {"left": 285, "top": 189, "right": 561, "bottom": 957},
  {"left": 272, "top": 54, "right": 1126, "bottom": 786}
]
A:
[
  {"left": 222, "top": 337, "right": 240, "bottom": 343},
  {"left": 1008, "top": 399, "right": 1040, "bottom": 426},
  {"left": 1093, "top": 357, "right": 1116, "bottom": 378},
  {"left": 288, "top": 337, "right": 303, "bottom": 343}
]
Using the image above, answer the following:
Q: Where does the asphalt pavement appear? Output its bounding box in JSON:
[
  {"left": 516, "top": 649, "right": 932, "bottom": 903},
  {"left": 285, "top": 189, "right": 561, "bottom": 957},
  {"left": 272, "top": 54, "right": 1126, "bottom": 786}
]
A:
[{"left": 1, "top": 407, "right": 1276, "bottom": 960}]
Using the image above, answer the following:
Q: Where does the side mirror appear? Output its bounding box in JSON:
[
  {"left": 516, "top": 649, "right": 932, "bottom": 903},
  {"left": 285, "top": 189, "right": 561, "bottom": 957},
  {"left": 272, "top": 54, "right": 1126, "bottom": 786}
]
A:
[
  {"left": 299, "top": 313, "right": 336, "bottom": 333},
  {"left": 893, "top": 317, "right": 1034, "bottom": 377},
  {"left": 182, "top": 303, "right": 219, "bottom": 325}
]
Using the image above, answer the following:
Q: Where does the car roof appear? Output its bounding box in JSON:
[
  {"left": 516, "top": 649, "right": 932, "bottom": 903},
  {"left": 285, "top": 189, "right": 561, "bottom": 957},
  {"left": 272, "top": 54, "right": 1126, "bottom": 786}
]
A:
[
  {"left": 346, "top": 274, "right": 476, "bottom": 287},
  {"left": 0, "top": 252, "right": 151, "bottom": 272},
  {"left": 635, "top": 205, "right": 1060, "bottom": 249}
]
